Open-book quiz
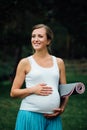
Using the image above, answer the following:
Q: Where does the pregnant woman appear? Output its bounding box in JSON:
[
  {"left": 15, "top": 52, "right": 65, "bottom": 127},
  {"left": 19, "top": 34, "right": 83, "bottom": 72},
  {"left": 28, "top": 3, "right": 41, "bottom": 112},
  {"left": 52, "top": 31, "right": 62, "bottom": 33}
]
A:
[{"left": 10, "top": 24, "right": 69, "bottom": 130}]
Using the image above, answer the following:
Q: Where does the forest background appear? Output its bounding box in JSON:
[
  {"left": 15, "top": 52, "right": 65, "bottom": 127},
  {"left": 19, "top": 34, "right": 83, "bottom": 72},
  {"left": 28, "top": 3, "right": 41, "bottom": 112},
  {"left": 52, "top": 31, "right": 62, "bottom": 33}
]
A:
[
  {"left": 0, "top": 0, "right": 87, "bottom": 79},
  {"left": 0, "top": 0, "right": 87, "bottom": 130}
]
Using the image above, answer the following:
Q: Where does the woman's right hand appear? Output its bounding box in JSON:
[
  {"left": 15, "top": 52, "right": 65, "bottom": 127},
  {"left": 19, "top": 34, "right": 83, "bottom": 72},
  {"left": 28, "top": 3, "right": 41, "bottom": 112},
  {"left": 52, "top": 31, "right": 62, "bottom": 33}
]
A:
[{"left": 31, "top": 83, "right": 53, "bottom": 96}]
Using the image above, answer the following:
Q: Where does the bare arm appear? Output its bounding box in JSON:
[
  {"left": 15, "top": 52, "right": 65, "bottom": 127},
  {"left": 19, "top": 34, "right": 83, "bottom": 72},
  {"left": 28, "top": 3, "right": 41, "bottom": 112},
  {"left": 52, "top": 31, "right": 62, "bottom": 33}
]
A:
[
  {"left": 58, "top": 58, "right": 69, "bottom": 112},
  {"left": 10, "top": 58, "right": 52, "bottom": 98},
  {"left": 10, "top": 58, "right": 32, "bottom": 98}
]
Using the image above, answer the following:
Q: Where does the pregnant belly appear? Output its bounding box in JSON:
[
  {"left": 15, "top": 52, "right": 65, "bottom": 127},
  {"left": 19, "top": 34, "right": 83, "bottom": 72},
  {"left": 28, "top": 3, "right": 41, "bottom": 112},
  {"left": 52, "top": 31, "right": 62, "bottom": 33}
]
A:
[{"left": 22, "top": 91, "right": 60, "bottom": 114}]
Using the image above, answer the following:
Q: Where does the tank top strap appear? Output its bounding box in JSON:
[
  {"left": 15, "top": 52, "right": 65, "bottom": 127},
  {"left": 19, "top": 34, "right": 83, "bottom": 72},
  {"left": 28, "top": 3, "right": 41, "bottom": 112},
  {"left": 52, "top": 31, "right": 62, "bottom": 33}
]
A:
[
  {"left": 52, "top": 56, "right": 59, "bottom": 69},
  {"left": 28, "top": 55, "right": 37, "bottom": 67},
  {"left": 27, "top": 56, "right": 31, "bottom": 62}
]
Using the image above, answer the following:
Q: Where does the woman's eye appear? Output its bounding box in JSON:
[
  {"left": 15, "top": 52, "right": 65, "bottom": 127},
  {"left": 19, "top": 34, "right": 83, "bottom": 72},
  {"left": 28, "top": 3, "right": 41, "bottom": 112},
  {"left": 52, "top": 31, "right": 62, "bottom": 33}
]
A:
[
  {"left": 38, "top": 35, "right": 43, "bottom": 38},
  {"left": 31, "top": 34, "right": 43, "bottom": 38},
  {"left": 32, "top": 35, "right": 35, "bottom": 38}
]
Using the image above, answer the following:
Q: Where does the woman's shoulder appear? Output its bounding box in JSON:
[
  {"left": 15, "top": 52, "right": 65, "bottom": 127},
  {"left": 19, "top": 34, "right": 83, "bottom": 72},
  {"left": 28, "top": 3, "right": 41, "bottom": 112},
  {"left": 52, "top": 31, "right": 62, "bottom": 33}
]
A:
[
  {"left": 17, "top": 56, "right": 31, "bottom": 73},
  {"left": 17, "top": 56, "right": 32, "bottom": 69},
  {"left": 57, "top": 57, "right": 64, "bottom": 63},
  {"left": 53, "top": 56, "right": 64, "bottom": 64},
  {"left": 19, "top": 57, "right": 28, "bottom": 65},
  {"left": 19, "top": 55, "right": 32, "bottom": 64},
  {"left": 54, "top": 56, "right": 65, "bottom": 68}
]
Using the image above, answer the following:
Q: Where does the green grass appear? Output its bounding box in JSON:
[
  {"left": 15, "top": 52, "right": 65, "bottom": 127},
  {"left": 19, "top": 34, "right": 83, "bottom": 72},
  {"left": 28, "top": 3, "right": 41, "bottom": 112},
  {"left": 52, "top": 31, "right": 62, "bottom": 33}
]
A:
[
  {"left": 62, "top": 83, "right": 87, "bottom": 130},
  {"left": 0, "top": 60, "right": 87, "bottom": 130},
  {"left": 62, "top": 60, "right": 87, "bottom": 130},
  {"left": 0, "top": 81, "right": 21, "bottom": 130}
]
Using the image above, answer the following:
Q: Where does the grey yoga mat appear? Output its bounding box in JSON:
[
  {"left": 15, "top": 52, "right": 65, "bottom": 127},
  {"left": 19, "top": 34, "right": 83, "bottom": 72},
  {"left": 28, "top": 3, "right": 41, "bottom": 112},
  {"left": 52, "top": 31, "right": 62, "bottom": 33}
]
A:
[{"left": 59, "top": 82, "right": 85, "bottom": 97}]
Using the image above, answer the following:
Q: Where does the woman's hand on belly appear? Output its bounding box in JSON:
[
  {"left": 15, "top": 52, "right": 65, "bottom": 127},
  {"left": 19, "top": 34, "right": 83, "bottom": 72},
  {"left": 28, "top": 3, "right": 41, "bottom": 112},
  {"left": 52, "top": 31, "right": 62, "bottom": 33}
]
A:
[
  {"left": 31, "top": 83, "right": 53, "bottom": 96},
  {"left": 44, "top": 107, "right": 64, "bottom": 119}
]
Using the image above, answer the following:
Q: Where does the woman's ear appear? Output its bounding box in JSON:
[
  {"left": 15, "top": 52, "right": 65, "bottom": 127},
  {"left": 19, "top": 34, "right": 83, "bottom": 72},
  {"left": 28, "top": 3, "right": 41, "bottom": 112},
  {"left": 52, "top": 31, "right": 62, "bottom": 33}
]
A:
[{"left": 47, "top": 40, "right": 51, "bottom": 46}]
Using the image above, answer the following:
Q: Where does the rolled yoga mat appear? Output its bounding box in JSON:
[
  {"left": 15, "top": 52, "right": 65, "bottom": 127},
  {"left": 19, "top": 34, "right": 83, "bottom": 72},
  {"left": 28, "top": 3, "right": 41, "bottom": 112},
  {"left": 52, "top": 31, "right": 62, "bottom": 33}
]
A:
[{"left": 59, "top": 82, "right": 85, "bottom": 97}]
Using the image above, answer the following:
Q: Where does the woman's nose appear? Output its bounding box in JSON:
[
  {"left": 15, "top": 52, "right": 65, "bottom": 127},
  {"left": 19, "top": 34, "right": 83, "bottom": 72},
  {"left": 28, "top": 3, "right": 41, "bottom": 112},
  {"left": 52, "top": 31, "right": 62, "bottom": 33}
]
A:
[{"left": 34, "top": 36, "right": 39, "bottom": 41}]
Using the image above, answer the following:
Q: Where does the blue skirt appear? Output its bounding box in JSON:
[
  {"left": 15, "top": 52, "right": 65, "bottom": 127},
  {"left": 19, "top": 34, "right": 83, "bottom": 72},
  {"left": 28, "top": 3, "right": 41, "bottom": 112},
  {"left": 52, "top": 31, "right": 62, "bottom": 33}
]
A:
[{"left": 15, "top": 110, "right": 62, "bottom": 130}]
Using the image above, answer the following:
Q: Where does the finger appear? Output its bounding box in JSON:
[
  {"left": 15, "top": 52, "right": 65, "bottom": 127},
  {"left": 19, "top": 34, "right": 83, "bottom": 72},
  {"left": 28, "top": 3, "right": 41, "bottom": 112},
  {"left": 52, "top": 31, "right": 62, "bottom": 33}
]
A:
[
  {"left": 40, "top": 83, "right": 47, "bottom": 86},
  {"left": 44, "top": 111, "right": 61, "bottom": 117},
  {"left": 42, "top": 88, "right": 53, "bottom": 93},
  {"left": 41, "top": 90, "right": 52, "bottom": 94},
  {"left": 44, "top": 113, "right": 57, "bottom": 117},
  {"left": 43, "top": 86, "right": 52, "bottom": 90},
  {"left": 40, "top": 92, "right": 50, "bottom": 96},
  {"left": 44, "top": 114, "right": 57, "bottom": 119},
  {"left": 53, "top": 108, "right": 61, "bottom": 112}
]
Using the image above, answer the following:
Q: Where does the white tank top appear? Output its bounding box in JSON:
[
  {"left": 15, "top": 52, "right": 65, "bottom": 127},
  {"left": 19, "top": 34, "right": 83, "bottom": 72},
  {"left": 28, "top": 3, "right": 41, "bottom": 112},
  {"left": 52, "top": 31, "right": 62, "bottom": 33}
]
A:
[{"left": 20, "top": 55, "right": 60, "bottom": 114}]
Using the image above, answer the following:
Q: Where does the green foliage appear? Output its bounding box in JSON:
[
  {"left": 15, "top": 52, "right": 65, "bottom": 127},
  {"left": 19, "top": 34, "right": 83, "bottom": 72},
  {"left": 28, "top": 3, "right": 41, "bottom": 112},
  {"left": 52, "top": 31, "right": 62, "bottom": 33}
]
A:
[{"left": 0, "top": 0, "right": 87, "bottom": 59}]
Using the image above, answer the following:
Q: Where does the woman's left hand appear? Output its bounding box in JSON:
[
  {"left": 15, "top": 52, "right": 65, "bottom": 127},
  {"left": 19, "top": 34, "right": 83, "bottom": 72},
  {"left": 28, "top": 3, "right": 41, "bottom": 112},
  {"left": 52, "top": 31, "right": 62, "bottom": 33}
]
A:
[{"left": 44, "top": 108, "right": 64, "bottom": 119}]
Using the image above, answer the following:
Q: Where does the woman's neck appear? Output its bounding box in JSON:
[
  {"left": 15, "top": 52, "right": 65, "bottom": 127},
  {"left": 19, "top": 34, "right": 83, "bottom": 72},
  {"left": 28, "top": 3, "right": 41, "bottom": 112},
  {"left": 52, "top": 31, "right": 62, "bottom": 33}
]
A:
[{"left": 33, "top": 50, "right": 50, "bottom": 58}]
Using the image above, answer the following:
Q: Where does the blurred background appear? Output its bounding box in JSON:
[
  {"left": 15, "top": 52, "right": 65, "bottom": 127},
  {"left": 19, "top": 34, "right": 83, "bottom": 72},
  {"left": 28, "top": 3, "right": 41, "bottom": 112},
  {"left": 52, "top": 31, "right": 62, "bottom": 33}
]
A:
[{"left": 0, "top": 0, "right": 87, "bottom": 130}]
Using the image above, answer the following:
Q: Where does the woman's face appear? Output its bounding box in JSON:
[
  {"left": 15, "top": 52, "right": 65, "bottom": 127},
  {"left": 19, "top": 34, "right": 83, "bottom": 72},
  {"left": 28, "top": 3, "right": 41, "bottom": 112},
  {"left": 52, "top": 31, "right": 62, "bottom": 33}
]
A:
[{"left": 31, "top": 27, "right": 50, "bottom": 51}]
